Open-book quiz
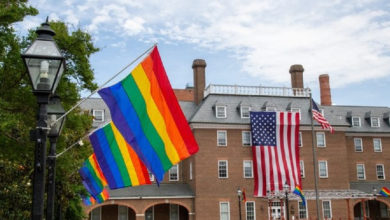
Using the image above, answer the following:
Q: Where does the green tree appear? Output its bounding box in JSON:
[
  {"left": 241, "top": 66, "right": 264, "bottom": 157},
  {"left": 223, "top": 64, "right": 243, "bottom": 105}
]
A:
[{"left": 0, "top": 1, "right": 99, "bottom": 219}]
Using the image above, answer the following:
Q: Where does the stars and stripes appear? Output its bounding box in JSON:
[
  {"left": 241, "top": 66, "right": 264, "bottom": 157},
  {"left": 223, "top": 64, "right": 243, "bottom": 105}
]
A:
[
  {"left": 250, "top": 111, "right": 301, "bottom": 197},
  {"left": 312, "top": 99, "right": 334, "bottom": 133}
]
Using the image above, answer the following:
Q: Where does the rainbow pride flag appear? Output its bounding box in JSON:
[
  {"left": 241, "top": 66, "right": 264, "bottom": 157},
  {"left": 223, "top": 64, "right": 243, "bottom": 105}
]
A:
[
  {"left": 82, "top": 195, "right": 96, "bottom": 206},
  {"left": 89, "top": 122, "right": 152, "bottom": 189},
  {"left": 97, "top": 46, "right": 199, "bottom": 182},
  {"left": 79, "top": 154, "right": 108, "bottom": 197},
  {"left": 380, "top": 187, "right": 390, "bottom": 197},
  {"left": 293, "top": 186, "right": 306, "bottom": 206},
  {"left": 82, "top": 188, "right": 110, "bottom": 206}
]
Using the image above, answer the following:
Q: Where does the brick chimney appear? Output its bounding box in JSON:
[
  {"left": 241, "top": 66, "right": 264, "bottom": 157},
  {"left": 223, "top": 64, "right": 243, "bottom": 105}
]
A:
[
  {"left": 192, "top": 59, "right": 206, "bottom": 105},
  {"left": 289, "top": 64, "right": 304, "bottom": 89},
  {"left": 319, "top": 74, "right": 332, "bottom": 106}
]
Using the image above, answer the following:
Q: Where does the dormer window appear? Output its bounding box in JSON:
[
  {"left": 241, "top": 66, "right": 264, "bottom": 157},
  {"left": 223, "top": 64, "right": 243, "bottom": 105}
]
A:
[
  {"left": 216, "top": 106, "right": 227, "bottom": 118},
  {"left": 240, "top": 106, "right": 251, "bottom": 119},
  {"left": 352, "top": 117, "right": 361, "bottom": 127},
  {"left": 92, "top": 110, "right": 104, "bottom": 122},
  {"left": 371, "top": 117, "right": 380, "bottom": 127}
]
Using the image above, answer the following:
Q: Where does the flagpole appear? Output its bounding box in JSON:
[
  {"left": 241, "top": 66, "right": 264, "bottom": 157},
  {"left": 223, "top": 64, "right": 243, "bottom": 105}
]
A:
[{"left": 309, "top": 90, "right": 321, "bottom": 220}]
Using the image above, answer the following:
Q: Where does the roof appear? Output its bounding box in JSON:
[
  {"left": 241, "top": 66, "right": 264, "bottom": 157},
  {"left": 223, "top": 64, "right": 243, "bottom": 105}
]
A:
[{"left": 108, "top": 184, "right": 194, "bottom": 199}]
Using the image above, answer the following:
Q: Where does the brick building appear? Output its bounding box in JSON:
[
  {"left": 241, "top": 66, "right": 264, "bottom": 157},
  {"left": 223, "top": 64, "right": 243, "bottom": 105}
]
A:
[{"left": 80, "top": 60, "right": 390, "bottom": 220}]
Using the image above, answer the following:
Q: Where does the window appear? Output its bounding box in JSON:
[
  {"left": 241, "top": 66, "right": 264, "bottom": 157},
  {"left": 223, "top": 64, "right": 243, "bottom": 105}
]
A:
[
  {"left": 354, "top": 138, "right": 363, "bottom": 152},
  {"left": 92, "top": 110, "right": 104, "bottom": 122},
  {"left": 189, "top": 162, "right": 193, "bottom": 180},
  {"left": 290, "top": 108, "right": 301, "bottom": 120},
  {"left": 169, "top": 164, "right": 179, "bottom": 181},
  {"left": 243, "top": 160, "right": 253, "bottom": 178},
  {"left": 376, "top": 164, "right": 385, "bottom": 180},
  {"left": 300, "top": 160, "right": 305, "bottom": 178},
  {"left": 147, "top": 169, "right": 155, "bottom": 182},
  {"left": 373, "top": 138, "right": 382, "bottom": 152},
  {"left": 170, "top": 204, "right": 179, "bottom": 220},
  {"left": 322, "top": 200, "right": 332, "bottom": 219},
  {"left": 352, "top": 117, "right": 361, "bottom": 127},
  {"left": 246, "top": 201, "right": 255, "bottom": 220},
  {"left": 220, "top": 202, "right": 230, "bottom": 220},
  {"left": 319, "top": 160, "right": 328, "bottom": 178},
  {"left": 242, "top": 131, "right": 252, "bottom": 146},
  {"left": 241, "top": 106, "right": 251, "bottom": 119},
  {"left": 299, "top": 132, "right": 303, "bottom": 147},
  {"left": 91, "top": 207, "right": 101, "bottom": 220},
  {"left": 316, "top": 132, "right": 326, "bottom": 147},
  {"left": 145, "top": 206, "right": 154, "bottom": 220},
  {"left": 118, "top": 206, "right": 128, "bottom": 220},
  {"left": 216, "top": 106, "right": 227, "bottom": 118},
  {"left": 217, "top": 130, "right": 227, "bottom": 146},
  {"left": 298, "top": 201, "right": 307, "bottom": 219},
  {"left": 356, "top": 164, "right": 365, "bottom": 180},
  {"left": 371, "top": 117, "right": 380, "bottom": 127},
  {"left": 218, "top": 160, "right": 228, "bottom": 178}
]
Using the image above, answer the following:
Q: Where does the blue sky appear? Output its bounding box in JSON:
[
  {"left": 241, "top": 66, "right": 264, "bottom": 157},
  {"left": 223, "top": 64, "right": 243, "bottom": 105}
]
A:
[{"left": 18, "top": 0, "right": 390, "bottom": 106}]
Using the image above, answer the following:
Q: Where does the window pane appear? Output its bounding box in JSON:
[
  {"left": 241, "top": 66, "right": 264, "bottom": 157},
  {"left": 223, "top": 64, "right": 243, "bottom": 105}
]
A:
[
  {"left": 357, "top": 164, "right": 365, "bottom": 180},
  {"left": 319, "top": 161, "right": 327, "bottom": 177},
  {"left": 244, "top": 161, "right": 253, "bottom": 178},
  {"left": 316, "top": 133, "right": 325, "bottom": 147},
  {"left": 246, "top": 202, "right": 255, "bottom": 220},
  {"left": 169, "top": 164, "right": 178, "bottom": 181},
  {"left": 118, "top": 206, "right": 128, "bottom": 220},
  {"left": 93, "top": 110, "right": 104, "bottom": 122},
  {"left": 241, "top": 106, "right": 250, "bottom": 118},
  {"left": 218, "top": 131, "right": 227, "bottom": 146},
  {"left": 300, "top": 160, "right": 305, "bottom": 178},
  {"left": 352, "top": 117, "right": 360, "bottom": 127},
  {"left": 371, "top": 117, "right": 380, "bottom": 127},
  {"left": 219, "top": 161, "right": 228, "bottom": 178},
  {"left": 220, "top": 202, "right": 230, "bottom": 220},
  {"left": 377, "top": 165, "right": 385, "bottom": 180},
  {"left": 216, "top": 106, "right": 227, "bottom": 118},
  {"left": 242, "top": 131, "right": 251, "bottom": 146},
  {"left": 299, "top": 132, "right": 302, "bottom": 147},
  {"left": 299, "top": 201, "right": 307, "bottom": 219},
  {"left": 374, "top": 139, "right": 382, "bottom": 152},
  {"left": 323, "top": 201, "right": 331, "bottom": 218},
  {"left": 354, "top": 138, "right": 362, "bottom": 152}
]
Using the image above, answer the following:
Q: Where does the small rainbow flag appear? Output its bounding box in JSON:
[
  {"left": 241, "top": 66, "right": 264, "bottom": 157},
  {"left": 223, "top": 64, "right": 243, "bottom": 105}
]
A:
[
  {"left": 82, "top": 195, "right": 96, "bottom": 206},
  {"left": 97, "top": 46, "right": 199, "bottom": 182},
  {"left": 79, "top": 154, "right": 108, "bottom": 197},
  {"left": 293, "top": 186, "right": 306, "bottom": 206},
  {"left": 94, "top": 188, "right": 110, "bottom": 203},
  {"left": 89, "top": 122, "right": 152, "bottom": 189},
  {"left": 380, "top": 187, "right": 390, "bottom": 197}
]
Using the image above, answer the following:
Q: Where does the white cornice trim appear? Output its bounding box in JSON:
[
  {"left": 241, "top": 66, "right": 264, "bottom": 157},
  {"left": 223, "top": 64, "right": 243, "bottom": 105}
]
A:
[{"left": 345, "top": 133, "right": 390, "bottom": 137}]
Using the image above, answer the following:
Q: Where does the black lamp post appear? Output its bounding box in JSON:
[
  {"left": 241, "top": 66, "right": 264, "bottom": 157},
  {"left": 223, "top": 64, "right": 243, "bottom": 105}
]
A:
[
  {"left": 284, "top": 183, "right": 290, "bottom": 220},
  {"left": 46, "top": 95, "right": 66, "bottom": 220},
  {"left": 21, "top": 18, "right": 65, "bottom": 220},
  {"left": 237, "top": 188, "right": 242, "bottom": 220}
]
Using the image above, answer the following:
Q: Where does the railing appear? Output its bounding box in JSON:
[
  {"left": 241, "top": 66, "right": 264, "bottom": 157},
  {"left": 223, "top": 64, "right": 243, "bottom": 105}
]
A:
[{"left": 204, "top": 84, "right": 310, "bottom": 97}]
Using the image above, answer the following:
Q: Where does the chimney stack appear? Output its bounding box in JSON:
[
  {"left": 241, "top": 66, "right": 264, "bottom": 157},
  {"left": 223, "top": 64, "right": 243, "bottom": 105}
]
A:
[
  {"left": 192, "top": 59, "right": 206, "bottom": 105},
  {"left": 289, "top": 64, "right": 304, "bottom": 89},
  {"left": 319, "top": 74, "right": 332, "bottom": 106}
]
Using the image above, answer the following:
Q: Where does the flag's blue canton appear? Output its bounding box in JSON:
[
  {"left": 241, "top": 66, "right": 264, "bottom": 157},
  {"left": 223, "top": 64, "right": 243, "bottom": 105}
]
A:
[{"left": 250, "top": 112, "right": 277, "bottom": 146}]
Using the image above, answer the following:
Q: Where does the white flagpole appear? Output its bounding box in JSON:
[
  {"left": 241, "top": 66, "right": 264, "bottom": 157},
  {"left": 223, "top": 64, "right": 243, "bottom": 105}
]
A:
[{"left": 309, "top": 91, "right": 321, "bottom": 220}]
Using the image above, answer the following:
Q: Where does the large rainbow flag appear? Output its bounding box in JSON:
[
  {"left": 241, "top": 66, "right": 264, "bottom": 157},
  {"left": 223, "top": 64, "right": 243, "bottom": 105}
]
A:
[
  {"left": 89, "top": 122, "right": 152, "bottom": 189},
  {"left": 79, "top": 154, "right": 108, "bottom": 197},
  {"left": 97, "top": 46, "right": 199, "bottom": 182}
]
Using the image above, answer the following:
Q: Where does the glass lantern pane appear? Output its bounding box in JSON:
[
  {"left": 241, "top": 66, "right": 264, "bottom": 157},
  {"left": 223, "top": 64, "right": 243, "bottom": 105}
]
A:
[
  {"left": 25, "top": 57, "right": 62, "bottom": 92},
  {"left": 52, "top": 61, "right": 64, "bottom": 93},
  {"left": 25, "top": 40, "right": 61, "bottom": 56}
]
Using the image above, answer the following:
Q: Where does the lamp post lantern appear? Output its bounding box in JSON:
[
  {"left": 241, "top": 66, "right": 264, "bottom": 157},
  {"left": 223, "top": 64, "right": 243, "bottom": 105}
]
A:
[
  {"left": 46, "top": 95, "right": 66, "bottom": 220},
  {"left": 21, "top": 18, "right": 65, "bottom": 220},
  {"left": 284, "top": 183, "right": 290, "bottom": 220},
  {"left": 237, "top": 188, "right": 242, "bottom": 220}
]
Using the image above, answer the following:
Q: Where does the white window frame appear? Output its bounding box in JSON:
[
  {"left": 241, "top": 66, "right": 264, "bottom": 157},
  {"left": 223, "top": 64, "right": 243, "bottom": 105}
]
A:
[
  {"left": 245, "top": 201, "right": 256, "bottom": 220},
  {"left": 376, "top": 164, "right": 385, "bottom": 180},
  {"left": 243, "top": 160, "right": 253, "bottom": 178},
  {"left": 356, "top": 164, "right": 365, "bottom": 180},
  {"left": 241, "top": 106, "right": 251, "bottom": 119},
  {"left": 298, "top": 200, "right": 308, "bottom": 219},
  {"left": 189, "top": 162, "right": 193, "bottom": 180},
  {"left": 354, "top": 138, "right": 363, "bottom": 152},
  {"left": 371, "top": 117, "right": 380, "bottom": 127},
  {"left": 352, "top": 117, "right": 361, "bottom": 127},
  {"left": 316, "top": 132, "right": 326, "bottom": 148},
  {"left": 216, "top": 106, "right": 227, "bottom": 118},
  {"left": 118, "top": 205, "right": 128, "bottom": 220},
  {"left": 217, "top": 130, "right": 227, "bottom": 146},
  {"left": 218, "top": 160, "right": 228, "bottom": 179},
  {"left": 322, "top": 200, "right": 332, "bottom": 219},
  {"left": 92, "top": 109, "right": 104, "bottom": 122},
  {"left": 299, "top": 132, "right": 303, "bottom": 147},
  {"left": 242, "top": 131, "right": 252, "bottom": 146},
  {"left": 319, "top": 160, "right": 328, "bottom": 178},
  {"left": 290, "top": 108, "right": 301, "bottom": 120},
  {"left": 373, "top": 138, "right": 382, "bottom": 152},
  {"left": 90, "top": 206, "right": 101, "bottom": 220},
  {"left": 220, "top": 202, "right": 230, "bottom": 220},
  {"left": 169, "top": 164, "right": 179, "bottom": 181},
  {"left": 300, "top": 160, "right": 305, "bottom": 178}
]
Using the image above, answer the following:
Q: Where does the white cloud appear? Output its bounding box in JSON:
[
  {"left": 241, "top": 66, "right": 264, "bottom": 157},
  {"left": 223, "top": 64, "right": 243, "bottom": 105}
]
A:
[{"left": 22, "top": 0, "right": 390, "bottom": 88}]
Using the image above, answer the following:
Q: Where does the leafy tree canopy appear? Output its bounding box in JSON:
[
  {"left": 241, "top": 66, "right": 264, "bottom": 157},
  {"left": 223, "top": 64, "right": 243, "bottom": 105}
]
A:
[{"left": 0, "top": 1, "right": 99, "bottom": 219}]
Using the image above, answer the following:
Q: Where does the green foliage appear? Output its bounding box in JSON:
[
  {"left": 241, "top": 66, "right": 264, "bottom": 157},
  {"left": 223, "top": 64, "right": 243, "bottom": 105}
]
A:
[{"left": 0, "top": 1, "right": 99, "bottom": 219}]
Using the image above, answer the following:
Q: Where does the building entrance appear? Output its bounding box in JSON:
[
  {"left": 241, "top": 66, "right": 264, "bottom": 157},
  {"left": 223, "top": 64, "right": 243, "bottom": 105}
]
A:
[
  {"left": 145, "top": 203, "right": 189, "bottom": 220},
  {"left": 354, "top": 200, "right": 390, "bottom": 220}
]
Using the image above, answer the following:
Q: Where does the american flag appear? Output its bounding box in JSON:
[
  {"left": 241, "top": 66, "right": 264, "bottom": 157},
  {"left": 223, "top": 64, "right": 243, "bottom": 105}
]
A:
[
  {"left": 312, "top": 99, "right": 334, "bottom": 133},
  {"left": 250, "top": 111, "right": 301, "bottom": 197}
]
